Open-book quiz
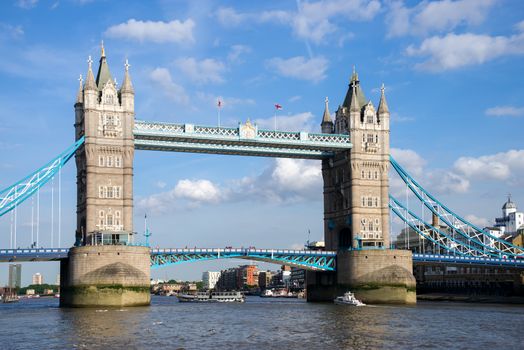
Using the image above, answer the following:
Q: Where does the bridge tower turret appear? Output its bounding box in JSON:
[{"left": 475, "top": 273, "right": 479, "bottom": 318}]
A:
[
  {"left": 309, "top": 68, "right": 416, "bottom": 304},
  {"left": 320, "top": 97, "right": 334, "bottom": 134},
  {"left": 62, "top": 44, "right": 150, "bottom": 308}
]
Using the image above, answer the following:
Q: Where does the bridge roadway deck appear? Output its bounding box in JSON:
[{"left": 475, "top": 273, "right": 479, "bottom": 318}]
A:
[
  {"left": 1, "top": 248, "right": 523, "bottom": 269},
  {"left": 133, "top": 120, "right": 352, "bottom": 159}
]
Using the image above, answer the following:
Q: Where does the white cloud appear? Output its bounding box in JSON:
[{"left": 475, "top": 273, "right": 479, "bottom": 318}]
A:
[
  {"left": 517, "top": 20, "right": 524, "bottom": 32},
  {"left": 465, "top": 214, "right": 490, "bottom": 228},
  {"left": 288, "top": 95, "right": 302, "bottom": 103},
  {"left": 216, "top": 1, "right": 380, "bottom": 44},
  {"left": 391, "top": 148, "right": 426, "bottom": 177},
  {"left": 173, "top": 179, "right": 223, "bottom": 203},
  {"left": 293, "top": 0, "right": 380, "bottom": 43},
  {"left": 406, "top": 31, "right": 524, "bottom": 71},
  {"left": 105, "top": 19, "right": 195, "bottom": 44},
  {"left": 16, "top": 0, "right": 38, "bottom": 9},
  {"left": 427, "top": 170, "right": 470, "bottom": 194},
  {"left": 175, "top": 57, "right": 226, "bottom": 84},
  {"left": 254, "top": 112, "right": 316, "bottom": 132},
  {"left": 266, "top": 56, "right": 328, "bottom": 82},
  {"left": 149, "top": 67, "right": 189, "bottom": 105},
  {"left": 453, "top": 150, "right": 524, "bottom": 181},
  {"left": 485, "top": 106, "right": 524, "bottom": 117},
  {"left": 390, "top": 148, "right": 470, "bottom": 196},
  {"left": 227, "top": 44, "right": 251, "bottom": 63},
  {"left": 216, "top": 7, "right": 249, "bottom": 27},
  {"left": 137, "top": 158, "right": 322, "bottom": 212},
  {"left": 386, "top": 0, "right": 497, "bottom": 37}
]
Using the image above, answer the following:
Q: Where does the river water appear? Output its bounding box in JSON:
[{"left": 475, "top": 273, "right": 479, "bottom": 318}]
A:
[{"left": 1, "top": 296, "right": 522, "bottom": 349}]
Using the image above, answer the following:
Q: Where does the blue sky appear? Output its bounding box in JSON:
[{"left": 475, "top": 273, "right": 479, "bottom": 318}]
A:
[{"left": 0, "top": 0, "right": 523, "bottom": 285}]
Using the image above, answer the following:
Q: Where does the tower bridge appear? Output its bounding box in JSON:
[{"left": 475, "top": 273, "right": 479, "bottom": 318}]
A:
[{"left": 1, "top": 45, "right": 523, "bottom": 306}]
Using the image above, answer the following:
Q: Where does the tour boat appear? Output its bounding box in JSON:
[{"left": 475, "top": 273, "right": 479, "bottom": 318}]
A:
[
  {"left": 334, "top": 291, "right": 365, "bottom": 306},
  {"left": 177, "top": 291, "right": 245, "bottom": 303}
]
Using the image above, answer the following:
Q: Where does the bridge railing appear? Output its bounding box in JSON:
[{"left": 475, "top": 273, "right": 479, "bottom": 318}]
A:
[
  {"left": 150, "top": 247, "right": 336, "bottom": 256},
  {"left": 134, "top": 120, "right": 351, "bottom": 146}
]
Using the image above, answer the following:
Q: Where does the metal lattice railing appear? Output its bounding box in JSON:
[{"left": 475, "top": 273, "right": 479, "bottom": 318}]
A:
[
  {"left": 389, "top": 195, "right": 496, "bottom": 257},
  {"left": 390, "top": 156, "right": 524, "bottom": 258},
  {"left": 150, "top": 248, "right": 337, "bottom": 271},
  {"left": 0, "top": 137, "right": 85, "bottom": 217}
]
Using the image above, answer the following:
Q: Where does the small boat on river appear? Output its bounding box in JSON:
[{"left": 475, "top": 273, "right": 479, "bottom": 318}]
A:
[{"left": 334, "top": 291, "right": 365, "bottom": 306}]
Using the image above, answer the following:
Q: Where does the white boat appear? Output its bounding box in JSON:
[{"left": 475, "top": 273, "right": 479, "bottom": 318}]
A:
[
  {"left": 177, "top": 291, "right": 245, "bottom": 303},
  {"left": 334, "top": 291, "right": 365, "bottom": 306}
]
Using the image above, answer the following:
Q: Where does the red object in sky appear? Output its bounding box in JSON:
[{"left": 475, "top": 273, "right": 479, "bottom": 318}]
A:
[
  {"left": 217, "top": 100, "right": 222, "bottom": 108},
  {"left": 274, "top": 103, "right": 282, "bottom": 110}
]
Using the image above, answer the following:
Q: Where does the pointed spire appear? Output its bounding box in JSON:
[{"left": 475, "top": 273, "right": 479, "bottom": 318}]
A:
[
  {"left": 377, "top": 83, "right": 389, "bottom": 115},
  {"left": 84, "top": 55, "right": 97, "bottom": 91},
  {"left": 321, "top": 96, "right": 332, "bottom": 124},
  {"left": 120, "top": 58, "right": 134, "bottom": 94},
  {"left": 349, "top": 82, "right": 360, "bottom": 113},
  {"left": 343, "top": 65, "right": 366, "bottom": 109},
  {"left": 76, "top": 74, "right": 84, "bottom": 104},
  {"left": 351, "top": 65, "right": 358, "bottom": 83},
  {"left": 95, "top": 42, "right": 113, "bottom": 90}
]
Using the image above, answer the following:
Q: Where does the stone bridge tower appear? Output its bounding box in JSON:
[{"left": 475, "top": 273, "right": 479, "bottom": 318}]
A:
[
  {"left": 61, "top": 45, "right": 150, "bottom": 307},
  {"left": 307, "top": 69, "right": 416, "bottom": 304},
  {"left": 74, "top": 45, "right": 134, "bottom": 246}
]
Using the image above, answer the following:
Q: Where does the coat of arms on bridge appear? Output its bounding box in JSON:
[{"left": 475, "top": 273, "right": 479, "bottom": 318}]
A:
[{"left": 239, "top": 119, "right": 257, "bottom": 139}]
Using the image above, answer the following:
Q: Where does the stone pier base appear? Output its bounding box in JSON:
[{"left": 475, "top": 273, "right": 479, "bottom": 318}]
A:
[
  {"left": 307, "top": 249, "right": 416, "bottom": 304},
  {"left": 60, "top": 245, "right": 151, "bottom": 307}
]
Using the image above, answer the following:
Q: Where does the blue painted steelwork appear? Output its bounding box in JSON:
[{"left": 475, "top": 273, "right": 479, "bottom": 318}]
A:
[
  {"left": 133, "top": 120, "right": 352, "bottom": 159},
  {"left": 0, "top": 248, "right": 69, "bottom": 262},
  {"left": 0, "top": 137, "right": 85, "bottom": 217},
  {"left": 2, "top": 248, "right": 524, "bottom": 269},
  {"left": 389, "top": 195, "right": 498, "bottom": 257},
  {"left": 390, "top": 156, "right": 524, "bottom": 258},
  {"left": 412, "top": 253, "right": 524, "bottom": 268},
  {"left": 150, "top": 248, "right": 337, "bottom": 271}
]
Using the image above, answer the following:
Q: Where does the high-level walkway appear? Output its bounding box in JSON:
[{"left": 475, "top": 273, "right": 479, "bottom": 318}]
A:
[{"left": 133, "top": 120, "right": 352, "bottom": 159}]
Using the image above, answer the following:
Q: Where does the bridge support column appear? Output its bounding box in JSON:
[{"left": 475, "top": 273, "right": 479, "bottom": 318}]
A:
[
  {"left": 307, "top": 250, "right": 416, "bottom": 304},
  {"left": 60, "top": 246, "right": 150, "bottom": 307}
]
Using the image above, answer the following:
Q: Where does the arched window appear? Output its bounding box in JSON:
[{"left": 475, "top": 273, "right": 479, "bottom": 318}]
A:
[
  {"left": 368, "top": 197, "right": 373, "bottom": 207},
  {"left": 106, "top": 214, "right": 113, "bottom": 226},
  {"left": 369, "top": 221, "right": 373, "bottom": 231},
  {"left": 362, "top": 197, "right": 366, "bottom": 206},
  {"left": 367, "top": 114, "right": 373, "bottom": 123},
  {"left": 374, "top": 198, "right": 378, "bottom": 207}
]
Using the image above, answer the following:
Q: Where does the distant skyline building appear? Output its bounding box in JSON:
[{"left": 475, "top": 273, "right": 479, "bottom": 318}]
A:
[
  {"left": 32, "top": 273, "right": 43, "bottom": 285},
  {"left": 202, "top": 271, "right": 221, "bottom": 290},
  {"left": 8, "top": 264, "right": 21, "bottom": 289}
]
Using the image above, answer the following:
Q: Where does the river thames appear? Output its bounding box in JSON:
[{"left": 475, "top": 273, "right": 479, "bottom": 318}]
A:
[{"left": 1, "top": 296, "right": 523, "bottom": 349}]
